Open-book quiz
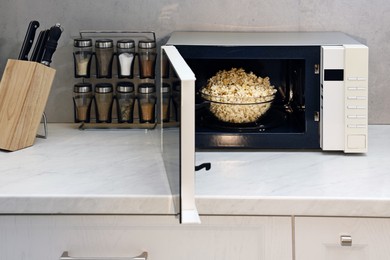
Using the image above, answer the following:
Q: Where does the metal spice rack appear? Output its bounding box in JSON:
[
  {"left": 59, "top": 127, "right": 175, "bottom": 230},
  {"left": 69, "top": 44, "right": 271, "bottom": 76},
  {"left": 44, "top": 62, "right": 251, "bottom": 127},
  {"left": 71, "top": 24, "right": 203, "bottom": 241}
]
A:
[{"left": 74, "top": 30, "right": 157, "bottom": 130}]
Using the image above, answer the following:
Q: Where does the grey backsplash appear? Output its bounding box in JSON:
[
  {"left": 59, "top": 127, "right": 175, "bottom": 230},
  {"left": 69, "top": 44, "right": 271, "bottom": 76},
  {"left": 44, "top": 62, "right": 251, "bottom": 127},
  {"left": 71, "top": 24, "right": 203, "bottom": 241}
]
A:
[{"left": 0, "top": 0, "right": 389, "bottom": 123}]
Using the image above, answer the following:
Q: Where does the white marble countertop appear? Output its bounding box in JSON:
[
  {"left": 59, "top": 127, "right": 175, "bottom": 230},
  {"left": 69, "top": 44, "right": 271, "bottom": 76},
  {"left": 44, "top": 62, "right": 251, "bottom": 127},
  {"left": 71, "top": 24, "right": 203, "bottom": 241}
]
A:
[
  {"left": 0, "top": 124, "right": 390, "bottom": 217},
  {"left": 196, "top": 125, "right": 390, "bottom": 217},
  {"left": 0, "top": 124, "right": 174, "bottom": 214}
]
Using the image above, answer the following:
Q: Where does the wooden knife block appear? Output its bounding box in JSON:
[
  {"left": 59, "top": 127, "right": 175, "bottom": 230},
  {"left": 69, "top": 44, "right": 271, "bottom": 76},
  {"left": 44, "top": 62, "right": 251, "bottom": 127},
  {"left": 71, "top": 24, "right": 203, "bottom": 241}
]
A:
[{"left": 0, "top": 59, "right": 56, "bottom": 151}]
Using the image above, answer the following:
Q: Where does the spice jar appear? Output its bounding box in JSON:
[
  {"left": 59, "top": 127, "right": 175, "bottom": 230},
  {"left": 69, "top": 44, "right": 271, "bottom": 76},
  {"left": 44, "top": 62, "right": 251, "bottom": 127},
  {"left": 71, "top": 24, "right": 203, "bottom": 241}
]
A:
[
  {"left": 117, "top": 39, "right": 135, "bottom": 78},
  {"left": 73, "top": 83, "right": 93, "bottom": 123},
  {"left": 95, "top": 39, "right": 114, "bottom": 78},
  {"left": 116, "top": 82, "right": 136, "bottom": 123},
  {"left": 94, "top": 83, "right": 114, "bottom": 123},
  {"left": 161, "top": 83, "right": 171, "bottom": 122},
  {"left": 172, "top": 81, "right": 181, "bottom": 122},
  {"left": 138, "top": 83, "right": 157, "bottom": 123},
  {"left": 161, "top": 51, "right": 170, "bottom": 78},
  {"left": 73, "top": 38, "right": 93, "bottom": 78},
  {"left": 138, "top": 39, "right": 157, "bottom": 79}
]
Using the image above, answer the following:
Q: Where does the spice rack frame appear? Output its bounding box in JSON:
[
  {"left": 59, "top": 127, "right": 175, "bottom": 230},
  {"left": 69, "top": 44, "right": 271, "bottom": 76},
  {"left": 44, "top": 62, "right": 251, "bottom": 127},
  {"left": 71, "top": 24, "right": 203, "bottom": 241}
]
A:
[{"left": 74, "top": 30, "right": 158, "bottom": 130}]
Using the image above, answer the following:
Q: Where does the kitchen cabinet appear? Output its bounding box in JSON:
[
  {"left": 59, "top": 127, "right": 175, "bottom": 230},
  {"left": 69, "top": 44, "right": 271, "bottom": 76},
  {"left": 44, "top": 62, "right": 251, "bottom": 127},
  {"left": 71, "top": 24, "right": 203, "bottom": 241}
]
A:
[
  {"left": 0, "top": 215, "right": 292, "bottom": 260},
  {"left": 295, "top": 217, "right": 390, "bottom": 260}
]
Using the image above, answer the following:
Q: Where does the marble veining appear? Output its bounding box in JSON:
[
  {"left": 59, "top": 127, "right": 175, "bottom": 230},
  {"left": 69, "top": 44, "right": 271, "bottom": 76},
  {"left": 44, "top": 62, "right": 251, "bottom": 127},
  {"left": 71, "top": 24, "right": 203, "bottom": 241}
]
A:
[
  {"left": 195, "top": 125, "right": 390, "bottom": 216},
  {"left": 0, "top": 124, "right": 174, "bottom": 214},
  {"left": 195, "top": 126, "right": 390, "bottom": 198},
  {"left": 0, "top": 124, "right": 390, "bottom": 217}
]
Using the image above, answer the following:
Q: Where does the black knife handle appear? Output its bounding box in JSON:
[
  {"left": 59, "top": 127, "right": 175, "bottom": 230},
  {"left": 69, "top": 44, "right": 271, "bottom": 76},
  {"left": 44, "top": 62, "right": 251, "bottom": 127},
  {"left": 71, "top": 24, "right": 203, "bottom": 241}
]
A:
[
  {"left": 18, "top": 20, "right": 40, "bottom": 60},
  {"left": 41, "top": 23, "right": 63, "bottom": 66},
  {"left": 30, "top": 29, "right": 49, "bottom": 62}
]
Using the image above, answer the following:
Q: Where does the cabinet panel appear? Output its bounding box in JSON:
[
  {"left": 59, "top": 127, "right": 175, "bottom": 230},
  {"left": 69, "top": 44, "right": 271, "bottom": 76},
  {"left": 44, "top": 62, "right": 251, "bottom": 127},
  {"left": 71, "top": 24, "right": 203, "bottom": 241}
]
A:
[
  {"left": 295, "top": 217, "right": 390, "bottom": 260},
  {"left": 0, "top": 215, "right": 292, "bottom": 260}
]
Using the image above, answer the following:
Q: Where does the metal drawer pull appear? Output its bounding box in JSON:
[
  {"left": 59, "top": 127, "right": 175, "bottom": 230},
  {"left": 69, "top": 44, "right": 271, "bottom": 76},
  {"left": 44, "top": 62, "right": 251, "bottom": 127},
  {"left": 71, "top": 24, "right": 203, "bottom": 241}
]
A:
[
  {"left": 340, "top": 235, "right": 352, "bottom": 246},
  {"left": 60, "top": 251, "right": 148, "bottom": 260}
]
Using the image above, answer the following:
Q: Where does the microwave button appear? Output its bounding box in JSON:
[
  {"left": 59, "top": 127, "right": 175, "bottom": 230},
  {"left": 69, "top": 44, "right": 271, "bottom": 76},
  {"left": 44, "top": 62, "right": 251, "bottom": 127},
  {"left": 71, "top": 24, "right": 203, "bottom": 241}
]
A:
[
  {"left": 357, "top": 77, "right": 367, "bottom": 81},
  {"left": 347, "top": 135, "right": 366, "bottom": 149},
  {"left": 348, "top": 105, "right": 366, "bottom": 110},
  {"left": 348, "top": 96, "right": 367, "bottom": 100},
  {"left": 347, "top": 115, "right": 367, "bottom": 119},
  {"left": 348, "top": 124, "right": 357, "bottom": 128},
  {"left": 348, "top": 87, "right": 367, "bottom": 91},
  {"left": 348, "top": 77, "right": 358, "bottom": 81}
]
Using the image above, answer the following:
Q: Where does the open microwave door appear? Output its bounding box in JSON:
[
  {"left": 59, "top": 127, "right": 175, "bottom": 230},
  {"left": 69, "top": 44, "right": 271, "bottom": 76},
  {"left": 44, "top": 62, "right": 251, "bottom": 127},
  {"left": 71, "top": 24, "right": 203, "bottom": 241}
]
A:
[{"left": 161, "top": 46, "right": 200, "bottom": 224}]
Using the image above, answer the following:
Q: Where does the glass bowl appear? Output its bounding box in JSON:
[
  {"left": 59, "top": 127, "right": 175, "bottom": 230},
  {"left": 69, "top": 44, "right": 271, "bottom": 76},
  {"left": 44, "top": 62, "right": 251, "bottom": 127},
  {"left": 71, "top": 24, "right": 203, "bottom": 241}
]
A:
[{"left": 200, "top": 91, "right": 275, "bottom": 124}]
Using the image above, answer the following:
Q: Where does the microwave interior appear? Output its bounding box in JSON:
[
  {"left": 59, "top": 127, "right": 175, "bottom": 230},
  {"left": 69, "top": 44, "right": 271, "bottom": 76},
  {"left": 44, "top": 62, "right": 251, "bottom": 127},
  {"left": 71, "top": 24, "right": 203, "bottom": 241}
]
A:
[{"left": 173, "top": 45, "right": 321, "bottom": 149}]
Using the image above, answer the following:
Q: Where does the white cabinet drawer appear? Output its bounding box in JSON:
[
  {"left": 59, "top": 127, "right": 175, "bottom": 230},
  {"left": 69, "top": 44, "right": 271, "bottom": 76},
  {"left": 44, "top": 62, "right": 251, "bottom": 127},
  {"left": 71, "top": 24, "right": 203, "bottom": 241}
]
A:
[
  {"left": 295, "top": 217, "right": 390, "bottom": 260},
  {"left": 0, "top": 215, "right": 292, "bottom": 260}
]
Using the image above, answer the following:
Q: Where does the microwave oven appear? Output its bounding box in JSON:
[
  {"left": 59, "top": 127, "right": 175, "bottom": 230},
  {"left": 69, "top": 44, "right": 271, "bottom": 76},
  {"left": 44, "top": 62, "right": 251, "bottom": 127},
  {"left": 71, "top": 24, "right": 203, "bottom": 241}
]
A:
[{"left": 160, "top": 31, "right": 368, "bottom": 223}]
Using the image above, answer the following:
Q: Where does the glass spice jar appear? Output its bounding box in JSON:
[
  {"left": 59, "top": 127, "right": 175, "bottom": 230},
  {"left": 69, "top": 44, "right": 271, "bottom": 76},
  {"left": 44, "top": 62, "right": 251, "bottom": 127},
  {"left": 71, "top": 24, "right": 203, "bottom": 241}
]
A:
[
  {"left": 117, "top": 39, "right": 135, "bottom": 78},
  {"left": 138, "top": 39, "right": 157, "bottom": 79},
  {"left": 116, "top": 82, "right": 136, "bottom": 123},
  {"left": 94, "top": 83, "right": 114, "bottom": 123},
  {"left": 161, "top": 50, "right": 170, "bottom": 78},
  {"left": 161, "top": 83, "right": 171, "bottom": 122},
  {"left": 73, "top": 38, "right": 93, "bottom": 78},
  {"left": 95, "top": 39, "right": 114, "bottom": 78},
  {"left": 138, "top": 83, "right": 157, "bottom": 123},
  {"left": 73, "top": 82, "right": 93, "bottom": 123}
]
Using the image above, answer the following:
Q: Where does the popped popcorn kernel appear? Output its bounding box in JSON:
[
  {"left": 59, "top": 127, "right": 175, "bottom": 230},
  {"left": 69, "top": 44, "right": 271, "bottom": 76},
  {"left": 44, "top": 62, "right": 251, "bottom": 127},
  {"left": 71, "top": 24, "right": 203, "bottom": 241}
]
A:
[{"left": 200, "top": 68, "right": 277, "bottom": 123}]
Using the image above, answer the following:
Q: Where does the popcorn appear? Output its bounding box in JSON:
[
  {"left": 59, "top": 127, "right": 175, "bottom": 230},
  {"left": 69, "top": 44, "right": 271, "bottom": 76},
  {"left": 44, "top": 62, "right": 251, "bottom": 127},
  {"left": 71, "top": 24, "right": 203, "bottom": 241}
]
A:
[{"left": 200, "top": 68, "right": 276, "bottom": 123}]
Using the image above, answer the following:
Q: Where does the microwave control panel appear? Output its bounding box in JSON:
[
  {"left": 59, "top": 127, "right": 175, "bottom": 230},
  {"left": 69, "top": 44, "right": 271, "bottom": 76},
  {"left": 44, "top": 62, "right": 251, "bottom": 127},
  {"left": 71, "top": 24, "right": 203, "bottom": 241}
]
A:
[{"left": 321, "top": 45, "right": 368, "bottom": 153}]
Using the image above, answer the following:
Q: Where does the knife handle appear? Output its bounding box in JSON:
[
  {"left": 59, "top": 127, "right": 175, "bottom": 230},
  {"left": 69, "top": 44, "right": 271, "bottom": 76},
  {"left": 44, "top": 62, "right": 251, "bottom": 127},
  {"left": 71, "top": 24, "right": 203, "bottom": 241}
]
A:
[
  {"left": 18, "top": 20, "right": 40, "bottom": 60},
  {"left": 30, "top": 29, "right": 49, "bottom": 62},
  {"left": 41, "top": 23, "right": 63, "bottom": 66}
]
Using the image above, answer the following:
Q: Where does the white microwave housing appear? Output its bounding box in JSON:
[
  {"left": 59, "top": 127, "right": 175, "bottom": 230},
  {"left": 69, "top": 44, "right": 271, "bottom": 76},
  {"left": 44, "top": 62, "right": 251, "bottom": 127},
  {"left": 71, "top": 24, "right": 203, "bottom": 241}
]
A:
[{"left": 162, "top": 31, "right": 369, "bottom": 223}]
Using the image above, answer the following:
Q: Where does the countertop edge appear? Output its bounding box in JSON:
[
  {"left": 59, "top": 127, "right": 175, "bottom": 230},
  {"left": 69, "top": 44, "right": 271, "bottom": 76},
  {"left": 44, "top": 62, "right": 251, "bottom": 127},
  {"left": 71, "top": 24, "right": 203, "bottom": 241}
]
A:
[
  {"left": 0, "top": 195, "right": 176, "bottom": 215},
  {"left": 196, "top": 196, "right": 390, "bottom": 217}
]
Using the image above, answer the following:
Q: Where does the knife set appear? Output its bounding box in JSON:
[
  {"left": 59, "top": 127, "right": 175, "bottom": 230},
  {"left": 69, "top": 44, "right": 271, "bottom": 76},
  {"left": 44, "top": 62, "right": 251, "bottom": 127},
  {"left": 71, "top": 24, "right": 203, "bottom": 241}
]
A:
[
  {"left": 0, "top": 20, "right": 62, "bottom": 151},
  {"left": 73, "top": 31, "right": 158, "bottom": 129}
]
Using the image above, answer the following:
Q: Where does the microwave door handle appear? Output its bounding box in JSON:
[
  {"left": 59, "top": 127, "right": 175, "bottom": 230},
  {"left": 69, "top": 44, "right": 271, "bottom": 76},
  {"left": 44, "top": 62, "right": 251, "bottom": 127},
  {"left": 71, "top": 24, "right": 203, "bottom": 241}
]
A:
[{"left": 195, "top": 162, "right": 211, "bottom": 171}]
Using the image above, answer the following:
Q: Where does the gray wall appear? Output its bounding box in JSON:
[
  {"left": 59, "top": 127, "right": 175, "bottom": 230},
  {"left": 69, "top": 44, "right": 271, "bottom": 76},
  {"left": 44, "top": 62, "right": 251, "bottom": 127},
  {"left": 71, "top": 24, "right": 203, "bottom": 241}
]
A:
[{"left": 1, "top": 0, "right": 389, "bottom": 123}]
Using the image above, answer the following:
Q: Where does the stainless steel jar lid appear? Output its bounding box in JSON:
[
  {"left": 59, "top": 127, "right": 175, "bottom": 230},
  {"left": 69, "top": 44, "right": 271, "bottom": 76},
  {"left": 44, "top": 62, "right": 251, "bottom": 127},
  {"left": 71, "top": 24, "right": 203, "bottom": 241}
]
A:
[
  {"left": 138, "top": 39, "right": 156, "bottom": 49},
  {"left": 116, "top": 82, "right": 135, "bottom": 93},
  {"left": 162, "top": 83, "right": 170, "bottom": 93},
  {"left": 95, "top": 39, "right": 114, "bottom": 48},
  {"left": 117, "top": 39, "right": 135, "bottom": 49},
  {"left": 95, "top": 83, "right": 113, "bottom": 93},
  {"left": 74, "top": 82, "right": 92, "bottom": 93},
  {"left": 138, "top": 83, "right": 156, "bottom": 94},
  {"left": 74, "top": 38, "right": 93, "bottom": 48}
]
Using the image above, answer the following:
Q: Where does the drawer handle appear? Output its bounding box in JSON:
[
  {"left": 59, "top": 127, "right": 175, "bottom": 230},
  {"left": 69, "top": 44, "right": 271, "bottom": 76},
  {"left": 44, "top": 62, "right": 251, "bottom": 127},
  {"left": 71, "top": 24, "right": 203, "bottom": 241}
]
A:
[
  {"left": 340, "top": 235, "right": 352, "bottom": 246},
  {"left": 60, "top": 251, "right": 148, "bottom": 260}
]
